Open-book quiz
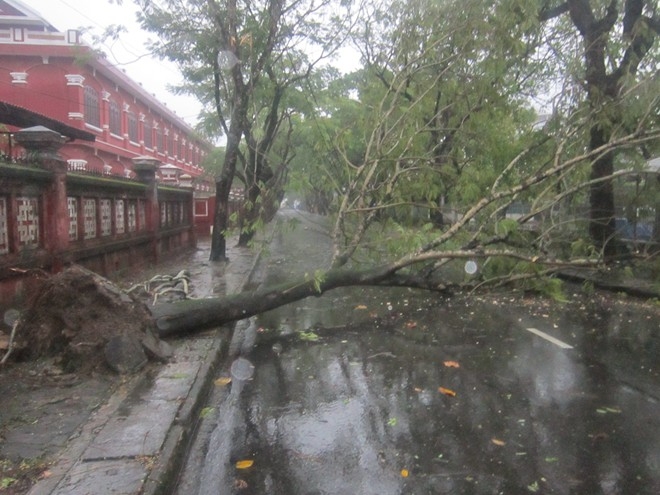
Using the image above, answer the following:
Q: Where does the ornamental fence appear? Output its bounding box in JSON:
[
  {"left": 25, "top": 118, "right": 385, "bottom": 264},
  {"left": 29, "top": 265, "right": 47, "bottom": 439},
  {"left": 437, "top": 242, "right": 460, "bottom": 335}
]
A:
[{"left": 0, "top": 127, "right": 195, "bottom": 309}]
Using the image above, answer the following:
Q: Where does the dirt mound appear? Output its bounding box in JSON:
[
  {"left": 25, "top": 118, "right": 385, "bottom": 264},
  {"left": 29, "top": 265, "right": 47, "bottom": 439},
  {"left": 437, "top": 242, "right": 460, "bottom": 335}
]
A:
[{"left": 12, "top": 265, "right": 172, "bottom": 374}]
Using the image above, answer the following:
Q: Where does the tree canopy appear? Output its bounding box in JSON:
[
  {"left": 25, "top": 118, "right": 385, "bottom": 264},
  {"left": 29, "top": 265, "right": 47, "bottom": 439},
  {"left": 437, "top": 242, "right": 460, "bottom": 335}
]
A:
[{"left": 131, "top": 0, "right": 659, "bottom": 324}]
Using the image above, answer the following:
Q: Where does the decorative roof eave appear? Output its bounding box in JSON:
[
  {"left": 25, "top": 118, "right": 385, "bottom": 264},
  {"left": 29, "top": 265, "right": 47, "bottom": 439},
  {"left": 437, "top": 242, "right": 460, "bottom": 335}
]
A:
[
  {"left": 0, "top": 0, "right": 58, "bottom": 31},
  {"left": 0, "top": 100, "right": 95, "bottom": 141}
]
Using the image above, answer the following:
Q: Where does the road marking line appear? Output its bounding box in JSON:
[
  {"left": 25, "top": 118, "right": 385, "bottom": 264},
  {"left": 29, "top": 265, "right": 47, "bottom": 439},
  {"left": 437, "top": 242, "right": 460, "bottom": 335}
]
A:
[{"left": 525, "top": 327, "right": 573, "bottom": 349}]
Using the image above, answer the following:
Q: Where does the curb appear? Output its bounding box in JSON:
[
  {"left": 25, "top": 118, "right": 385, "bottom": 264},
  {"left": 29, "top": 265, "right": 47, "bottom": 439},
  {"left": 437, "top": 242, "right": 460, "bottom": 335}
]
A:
[
  {"left": 145, "top": 238, "right": 269, "bottom": 493},
  {"left": 142, "top": 336, "right": 226, "bottom": 495}
]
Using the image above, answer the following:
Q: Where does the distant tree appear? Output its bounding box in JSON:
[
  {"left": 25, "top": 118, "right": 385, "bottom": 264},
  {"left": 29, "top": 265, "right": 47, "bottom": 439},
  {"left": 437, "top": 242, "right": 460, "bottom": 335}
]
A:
[
  {"left": 134, "top": 0, "right": 354, "bottom": 260},
  {"left": 538, "top": 0, "right": 659, "bottom": 259},
  {"left": 125, "top": 0, "right": 658, "bottom": 336}
]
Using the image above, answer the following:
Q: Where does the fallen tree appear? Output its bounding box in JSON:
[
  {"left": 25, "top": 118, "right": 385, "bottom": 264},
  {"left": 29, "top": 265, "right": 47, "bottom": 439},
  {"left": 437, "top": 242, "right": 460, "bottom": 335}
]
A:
[
  {"left": 153, "top": 121, "right": 659, "bottom": 336},
  {"left": 8, "top": 0, "right": 656, "bottom": 367},
  {"left": 151, "top": 250, "right": 590, "bottom": 337}
]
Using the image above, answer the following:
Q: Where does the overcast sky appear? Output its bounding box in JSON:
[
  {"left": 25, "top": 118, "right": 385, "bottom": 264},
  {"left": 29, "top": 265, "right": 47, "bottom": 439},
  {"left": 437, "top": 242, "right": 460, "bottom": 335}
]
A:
[{"left": 22, "top": 0, "right": 203, "bottom": 126}]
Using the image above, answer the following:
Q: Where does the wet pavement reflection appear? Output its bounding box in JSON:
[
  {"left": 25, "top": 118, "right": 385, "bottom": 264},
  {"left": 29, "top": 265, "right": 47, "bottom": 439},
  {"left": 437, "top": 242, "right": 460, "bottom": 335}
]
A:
[{"left": 179, "top": 211, "right": 659, "bottom": 494}]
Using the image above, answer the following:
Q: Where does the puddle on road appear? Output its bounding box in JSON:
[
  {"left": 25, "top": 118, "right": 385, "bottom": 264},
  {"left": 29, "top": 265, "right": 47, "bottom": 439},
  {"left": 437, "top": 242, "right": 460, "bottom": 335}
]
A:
[
  {"left": 175, "top": 213, "right": 659, "bottom": 494},
  {"left": 194, "top": 288, "right": 659, "bottom": 495}
]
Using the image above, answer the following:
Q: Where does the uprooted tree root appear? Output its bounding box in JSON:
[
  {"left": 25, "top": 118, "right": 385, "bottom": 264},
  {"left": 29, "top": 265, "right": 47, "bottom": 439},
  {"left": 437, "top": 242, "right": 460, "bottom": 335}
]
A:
[{"left": 9, "top": 265, "right": 172, "bottom": 374}]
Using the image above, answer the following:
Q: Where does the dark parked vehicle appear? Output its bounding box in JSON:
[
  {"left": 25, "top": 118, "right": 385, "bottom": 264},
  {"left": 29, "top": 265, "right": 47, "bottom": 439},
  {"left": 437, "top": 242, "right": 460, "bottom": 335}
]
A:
[{"left": 615, "top": 217, "right": 654, "bottom": 241}]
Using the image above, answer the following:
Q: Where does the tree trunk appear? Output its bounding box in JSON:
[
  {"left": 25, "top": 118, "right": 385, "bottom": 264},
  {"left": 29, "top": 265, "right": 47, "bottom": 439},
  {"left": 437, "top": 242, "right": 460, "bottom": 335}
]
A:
[
  {"left": 588, "top": 125, "right": 618, "bottom": 258},
  {"left": 209, "top": 169, "right": 233, "bottom": 261},
  {"left": 237, "top": 85, "right": 284, "bottom": 246},
  {"left": 210, "top": 91, "right": 248, "bottom": 261},
  {"left": 541, "top": 0, "right": 659, "bottom": 261},
  {"left": 151, "top": 266, "right": 452, "bottom": 337},
  {"left": 237, "top": 181, "right": 261, "bottom": 246}
]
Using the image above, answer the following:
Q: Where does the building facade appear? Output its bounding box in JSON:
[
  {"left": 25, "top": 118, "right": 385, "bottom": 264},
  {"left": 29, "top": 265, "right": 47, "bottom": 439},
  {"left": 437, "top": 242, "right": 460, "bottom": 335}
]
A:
[{"left": 0, "top": 0, "right": 212, "bottom": 183}]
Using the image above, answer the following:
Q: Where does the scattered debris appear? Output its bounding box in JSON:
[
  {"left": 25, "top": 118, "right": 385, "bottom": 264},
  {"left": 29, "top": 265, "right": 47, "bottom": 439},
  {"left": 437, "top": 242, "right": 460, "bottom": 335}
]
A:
[{"left": 126, "top": 270, "right": 192, "bottom": 305}]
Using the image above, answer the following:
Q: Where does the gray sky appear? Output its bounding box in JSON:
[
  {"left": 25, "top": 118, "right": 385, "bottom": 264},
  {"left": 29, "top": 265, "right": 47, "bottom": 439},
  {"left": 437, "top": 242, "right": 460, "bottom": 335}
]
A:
[{"left": 22, "top": 0, "right": 203, "bottom": 126}]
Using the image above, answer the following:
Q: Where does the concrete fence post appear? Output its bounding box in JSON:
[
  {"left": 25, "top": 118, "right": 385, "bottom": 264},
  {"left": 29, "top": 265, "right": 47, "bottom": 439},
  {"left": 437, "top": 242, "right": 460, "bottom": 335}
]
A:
[
  {"left": 13, "top": 126, "right": 69, "bottom": 271},
  {"left": 132, "top": 156, "right": 161, "bottom": 260},
  {"left": 179, "top": 173, "right": 197, "bottom": 247}
]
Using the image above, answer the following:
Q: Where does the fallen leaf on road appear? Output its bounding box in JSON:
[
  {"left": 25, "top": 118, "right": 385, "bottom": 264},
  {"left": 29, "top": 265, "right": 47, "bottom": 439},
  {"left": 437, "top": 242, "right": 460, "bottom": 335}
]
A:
[
  {"left": 414, "top": 387, "right": 423, "bottom": 392},
  {"left": 400, "top": 469, "right": 409, "bottom": 477},
  {"left": 299, "top": 330, "right": 320, "bottom": 342},
  {"left": 199, "top": 407, "right": 215, "bottom": 418},
  {"left": 491, "top": 438, "right": 506, "bottom": 446},
  {"left": 235, "top": 459, "right": 254, "bottom": 469},
  {"left": 443, "top": 360, "right": 460, "bottom": 368},
  {"left": 355, "top": 304, "right": 368, "bottom": 310},
  {"left": 438, "top": 387, "right": 456, "bottom": 397},
  {"left": 527, "top": 481, "right": 540, "bottom": 492},
  {"left": 214, "top": 377, "right": 232, "bottom": 386},
  {"left": 596, "top": 406, "right": 621, "bottom": 414},
  {"left": 405, "top": 321, "right": 417, "bottom": 328}
]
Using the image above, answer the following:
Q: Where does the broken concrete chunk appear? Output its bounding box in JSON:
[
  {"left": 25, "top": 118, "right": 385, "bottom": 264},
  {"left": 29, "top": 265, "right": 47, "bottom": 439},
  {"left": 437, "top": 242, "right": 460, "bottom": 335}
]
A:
[{"left": 141, "top": 328, "right": 174, "bottom": 362}]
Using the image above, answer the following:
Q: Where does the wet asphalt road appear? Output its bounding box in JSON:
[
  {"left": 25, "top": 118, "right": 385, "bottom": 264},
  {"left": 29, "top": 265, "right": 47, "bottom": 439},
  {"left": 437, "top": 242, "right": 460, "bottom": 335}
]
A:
[{"left": 174, "top": 210, "right": 659, "bottom": 495}]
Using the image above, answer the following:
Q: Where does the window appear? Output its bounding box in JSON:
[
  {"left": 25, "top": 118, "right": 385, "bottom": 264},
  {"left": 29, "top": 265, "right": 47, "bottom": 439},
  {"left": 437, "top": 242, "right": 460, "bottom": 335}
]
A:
[
  {"left": 168, "top": 134, "right": 174, "bottom": 157},
  {"left": 127, "top": 112, "right": 138, "bottom": 143},
  {"left": 109, "top": 101, "right": 121, "bottom": 135},
  {"left": 143, "top": 121, "right": 153, "bottom": 149},
  {"left": 156, "top": 128, "right": 164, "bottom": 152},
  {"left": 84, "top": 86, "right": 100, "bottom": 128}
]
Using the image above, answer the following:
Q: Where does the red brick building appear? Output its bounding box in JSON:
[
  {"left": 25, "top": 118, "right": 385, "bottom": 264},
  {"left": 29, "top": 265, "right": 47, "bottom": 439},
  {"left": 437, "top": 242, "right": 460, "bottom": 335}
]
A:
[{"left": 0, "top": 0, "right": 212, "bottom": 185}]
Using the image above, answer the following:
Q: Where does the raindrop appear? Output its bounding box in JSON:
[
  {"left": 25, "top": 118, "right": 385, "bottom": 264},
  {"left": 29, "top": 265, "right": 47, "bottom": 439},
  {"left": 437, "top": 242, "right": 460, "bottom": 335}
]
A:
[
  {"left": 230, "top": 357, "right": 254, "bottom": 381},
  {"left": 217, "top": 50, "right": 239, "bottom": 70},
  {"left": 229, "top": 357, "right": 254, "bottom": 398},
  {"left": 3, "top": 309, "right": 20, "bottom": 328}
]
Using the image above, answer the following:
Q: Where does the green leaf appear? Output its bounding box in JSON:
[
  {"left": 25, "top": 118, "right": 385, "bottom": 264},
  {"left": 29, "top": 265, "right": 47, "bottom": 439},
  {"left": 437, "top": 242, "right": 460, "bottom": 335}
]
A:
[
  {"left": 200, "top": 407, "right": 215, "bottom": 418},
  {"left": 1, "top": 478, "right": 17, "bottom": 489},
  {"left": 299, "top": 331, "right": 320, "bottom": 342},
  {"left": 496, "top": 218, "right": 519, "bottom": 236}
]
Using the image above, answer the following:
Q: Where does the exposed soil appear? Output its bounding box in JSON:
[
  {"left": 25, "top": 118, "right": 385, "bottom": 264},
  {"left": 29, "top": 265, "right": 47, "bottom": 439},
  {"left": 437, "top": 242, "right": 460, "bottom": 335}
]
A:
[{"left": 7, "top": 265, "right": 167, "bottom": 375}]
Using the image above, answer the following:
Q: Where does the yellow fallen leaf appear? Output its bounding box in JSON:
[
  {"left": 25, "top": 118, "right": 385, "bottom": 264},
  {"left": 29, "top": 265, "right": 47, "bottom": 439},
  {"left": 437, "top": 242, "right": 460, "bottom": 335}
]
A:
[
  {"left": 215, "top": 377, "right": 232, "bottom": 386},
  {"left": 491, "top": 438, "right": 506, "bottom": 446},
  {"left": 400, "top": 468, "right": 409, "bottom": 478},
  {"left": 443, "top": 360, "right": 460, "bottom": 368},
  {"left": 235, "top": 459, "right": 254, "bottom": 469},
  {"left": 438, "top": 387, "right": 457, "bottom": 397},
  {"left": 355, "top": 304, "right": 368, "bottom": 310}
]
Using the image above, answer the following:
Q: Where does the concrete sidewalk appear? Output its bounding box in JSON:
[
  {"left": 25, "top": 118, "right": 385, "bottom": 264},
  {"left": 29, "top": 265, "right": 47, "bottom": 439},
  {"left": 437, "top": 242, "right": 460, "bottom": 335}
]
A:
[{"left": 26, "top": 238, "right": 263, "bottom": 495}]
